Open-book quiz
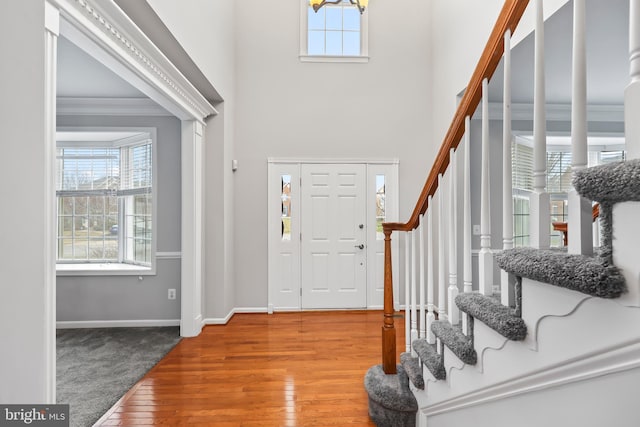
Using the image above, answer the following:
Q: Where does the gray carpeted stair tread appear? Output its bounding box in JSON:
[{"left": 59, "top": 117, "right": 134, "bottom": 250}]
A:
[
  {"left": 400, "top": 352, "right": 425, "bottom": 389},
  {"left": 364, "top": 364, "right": 418, "bottom": 427},
  {"left": 573, "top": 158, "right": 640, "bottom": 204},
  {"left": 455, "top": 293, "right": 527, "bottom": 341},
  {"left": 431, "top": 320, "right": 477, "bottom": 365},
  {"left": 496, "top": 248, "right": 625, "bottom": 298},
  {"left": 412, "top": 339, "right": 446, "bottom": 381}
]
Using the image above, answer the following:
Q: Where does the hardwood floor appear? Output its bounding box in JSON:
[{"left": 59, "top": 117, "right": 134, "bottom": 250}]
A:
[{"left": 96, "top": 311, "right": 406, "bottom": 426}]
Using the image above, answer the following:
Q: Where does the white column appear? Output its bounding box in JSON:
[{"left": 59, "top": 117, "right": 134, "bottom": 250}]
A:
[
  {"left": 411, "top": 228, "right": 418, "bottom": 354},
  {"left": 479, "top": 78, "right": 494, "bottom": 296},
  {"left": 426, "top": 196, "right": 436, "bottom": 344},
  {"left": 568, "top": 0, "right": 593, "bottom": 256},
  {"left": 419, "top": 214, "right": 426, "bottom": 339},
  {"left": 404, "top": 232, "right": 411, "bottom": 352},
  {"left": 531, "top": 0, "right": 551, "bottom": 249},
  {"left": 463, "top": 116, "right": 473, "bottom": 294},
  {"left": 448, "top": 149, "right": 460, "bottom": 324},
  {"left": 44, "top": 1, "right": 59, "bottom": 403},
  {"left": 627, "top": 0, "right": 640, "bottom": 159},
  {"left": 501, "top": 30, "right": 515, "bottom": 307},
  {"left": 182, "top": 121, "right": 205, "bottom": 337},
  {"left": 438, "top": 175, "right": 448, "bottom": 321}
]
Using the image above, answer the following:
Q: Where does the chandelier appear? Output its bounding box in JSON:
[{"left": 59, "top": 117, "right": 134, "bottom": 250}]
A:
[{"left": 310, "top": 0, "right": 368, "bottom": 14}]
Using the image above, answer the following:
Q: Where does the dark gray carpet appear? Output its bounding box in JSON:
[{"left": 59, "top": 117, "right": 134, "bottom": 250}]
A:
[
  {"left": 56, "top": 327, "right": 181, "bottom": 427},
  {"left": 573, "top": 158, "right": 640, "bottom": 204},
  {"left": 412, "top": 339, "right": 446, "bottom": 380},
  {"left": 365, "top": 364, "right": 418, "bottom": 427},
  {"left": 400, "top": 352, "right": 425, "bottom": 389},
  {"left": 431, "top": 320, "right": 477, "bottom": 365},
  {"left": 455, "top": 293, "right": 527, "bottom": 341},
  {"left": 496, "top": 248, "right": 626, "bottom": 298}
]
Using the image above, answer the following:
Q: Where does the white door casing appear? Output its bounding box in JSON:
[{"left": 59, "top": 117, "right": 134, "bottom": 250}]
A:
[
  {"left": 301, "top": 164, "right": 367, "bottom": 309},
  {"left": 268, "top": 159, "right": 399, "bottom": 312}
]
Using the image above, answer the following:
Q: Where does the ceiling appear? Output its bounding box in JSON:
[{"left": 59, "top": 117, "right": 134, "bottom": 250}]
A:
[
  {"left": 57, "top": 36, "right": 145, "bottom": 99},
  {"left": 488, "top": 0, "right": 630, "bottom": 105}
]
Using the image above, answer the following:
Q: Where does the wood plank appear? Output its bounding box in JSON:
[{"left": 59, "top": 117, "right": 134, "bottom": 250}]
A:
[{"left": 94, "top": 311, "right": 405, "bottom": 426}]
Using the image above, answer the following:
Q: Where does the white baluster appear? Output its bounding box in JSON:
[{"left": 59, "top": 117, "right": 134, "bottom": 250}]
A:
[
  {"left": 627, "top": 0, "right": 640, "bottom": 159},
  {"left": 479, "top": 78, "right": 494, "bottom": 296},
  {"left": 501, "top": 29, "right": 515, "bottom": 307},
  {"left": 438, "top": 174, "right": 448, "bottom": 321},
  {"left": 411, "top": 228, "right": 418, "bottom": 355},
  {"left": 419, "top": 214, "right": 426, "bottom": 339},
  {"left": 463, "top": 116, "right": 472, "bottom": 333},
  {"left": 426, "top": 196, "right": 436, "bottom": 344},
  {"left": 404, "top": 232, "right": 410, "bottom": 353},
  {"left": 531, "top": 0, "right": 551, "bottom": 249},
  {"left": 448, "top": 148, "right": 459, "bottom": 324},
  {"left": 568, "top": 0, "right": 592, "bottom": 256}
]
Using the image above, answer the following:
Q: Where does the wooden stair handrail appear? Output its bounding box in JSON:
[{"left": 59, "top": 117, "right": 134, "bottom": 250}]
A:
[
  {"left": 382, "top": 0, "right": 530, "bottom": 235},
  {"left": 380, "top": 0, "right": 530, "bottom": 375}
]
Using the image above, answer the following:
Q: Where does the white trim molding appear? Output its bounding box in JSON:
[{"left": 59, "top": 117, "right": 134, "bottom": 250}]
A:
[
  {"left": 204, "top": 308, "right": 273, "bottom": 326},
  {"left": 44, "top": 0, "right": 60, "bottom": 403},
  {"left": 57, "top": 97, "right": 173, "bottom": 116},
  {"left": 50, "top": 0, "right": 216, "bottom": 122},
  {"left": 56, "top": 319, "right": 180, "bottom": 329},
  {"left": 421, "top": 338, "right": 640, "bottom": 418},
  {"left": 298, "top": 0, "right": 369, "bottom": 63},
  {"left": 268, "top": 157, "right": 399, "bottom": 165},
  {"left": 156, "top": 251, "right": 182, "bottom": 260}
]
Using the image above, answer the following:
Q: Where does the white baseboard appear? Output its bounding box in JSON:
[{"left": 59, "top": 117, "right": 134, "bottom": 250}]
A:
[
  {"left": 235, "top": 307, "right": 269, "bottom": 313},
  {"left": 203, "top": 308, "right": 236, "bottom": 325},
  {"left": 56, "top": 319, "right": 180, "bottom": 329},
  {"left": 204, "top": 307, "right": 270, "bottom": 325}
]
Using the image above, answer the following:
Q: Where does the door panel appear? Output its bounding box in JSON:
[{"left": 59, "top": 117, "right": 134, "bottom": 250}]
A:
[{"left": 301, "top": 164, "right": 366, "bottom": 309}]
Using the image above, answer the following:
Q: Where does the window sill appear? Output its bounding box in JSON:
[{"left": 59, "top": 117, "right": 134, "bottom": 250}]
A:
[
  {"left": 299, "top": 55, "right": 369, "bottom": 63},
  {"left": 56, "top": 263, "right": 154, "bottom": 276}
]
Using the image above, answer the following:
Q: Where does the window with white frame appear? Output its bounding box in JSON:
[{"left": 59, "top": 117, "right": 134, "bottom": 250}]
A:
[
  {"left": 300, "top": 0, "right": 369, "bottom": 62},
  {"left": 56, "top": 130, "right": 154, "bottom": 269},
  {"left": 511, "top": 136, "right": 625, "bottom": 247}
]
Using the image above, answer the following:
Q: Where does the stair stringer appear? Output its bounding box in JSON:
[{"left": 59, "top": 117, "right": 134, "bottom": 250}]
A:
[
  {"left": 412, "top": 278, "right": 640, "bottom": 424},
  {"left": 520, "top": 278, "right": 592, "bottom": 351}
]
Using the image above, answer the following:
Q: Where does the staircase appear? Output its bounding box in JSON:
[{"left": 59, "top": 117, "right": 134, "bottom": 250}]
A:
[{"left": 364, "top": 0, "right": 640, "bottom": 426}]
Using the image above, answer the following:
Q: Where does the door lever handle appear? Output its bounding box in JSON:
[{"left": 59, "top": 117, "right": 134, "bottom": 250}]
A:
[{"left": 354, "top": 244, "right": 365, "bottom": 250}]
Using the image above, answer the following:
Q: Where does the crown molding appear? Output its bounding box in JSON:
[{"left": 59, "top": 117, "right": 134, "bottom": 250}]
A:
[
  {"left": 50, "top": 0, "right": 217, "bottom": 122},
  {"left": 57, "top": 97, "right": 173, "bottom": 116},
  {"left": 472, "top": 102, "right": 624, "bottom": 122}
]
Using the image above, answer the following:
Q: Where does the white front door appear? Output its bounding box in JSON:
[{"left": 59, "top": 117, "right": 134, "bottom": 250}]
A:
[{"left": 301, "top": 164, "right": 367, "bottom": 309}]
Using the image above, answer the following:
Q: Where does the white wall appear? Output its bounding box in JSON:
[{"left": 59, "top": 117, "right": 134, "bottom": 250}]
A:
[
  {"left": 232, "top": 0, "right": 432, "bottom": 308},
  {"left": 428, "top": 0, "right": 571, "bottom": 149},
  {"left": 426, "top": 367, "right": 640, "bottom": 427},
  {"left": 144, "top": 0, "right": 583, "bottom": 312},
  {"left": 146, "top": 0, "right": 236, "bottom": 101},
  {"left": 146, "top": 0, "right": 237, "bottom": 319},
  {"left": 0, "top": 0, "right": 49, "bottom": 403}
]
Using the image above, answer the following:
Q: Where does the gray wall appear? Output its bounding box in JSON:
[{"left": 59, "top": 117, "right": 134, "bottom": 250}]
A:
[
  {"left": 56, "top": 115, "right": 182, "bottom": 322},
  {"left": 0, "top": 0, "right": 49, "bottom": 403}
]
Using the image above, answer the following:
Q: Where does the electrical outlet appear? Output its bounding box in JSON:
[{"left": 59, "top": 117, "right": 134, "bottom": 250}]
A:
[
  {"left": 473, "top": 224, "right": 481, "bottom": 235},
  {"left": 168, "top": 289, "right": 176, "bottom": 300}
]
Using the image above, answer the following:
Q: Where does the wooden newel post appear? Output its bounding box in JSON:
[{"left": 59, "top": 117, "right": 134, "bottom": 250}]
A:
[{"left": 382, "top": 227, "right": 397, "bottom": 374}]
